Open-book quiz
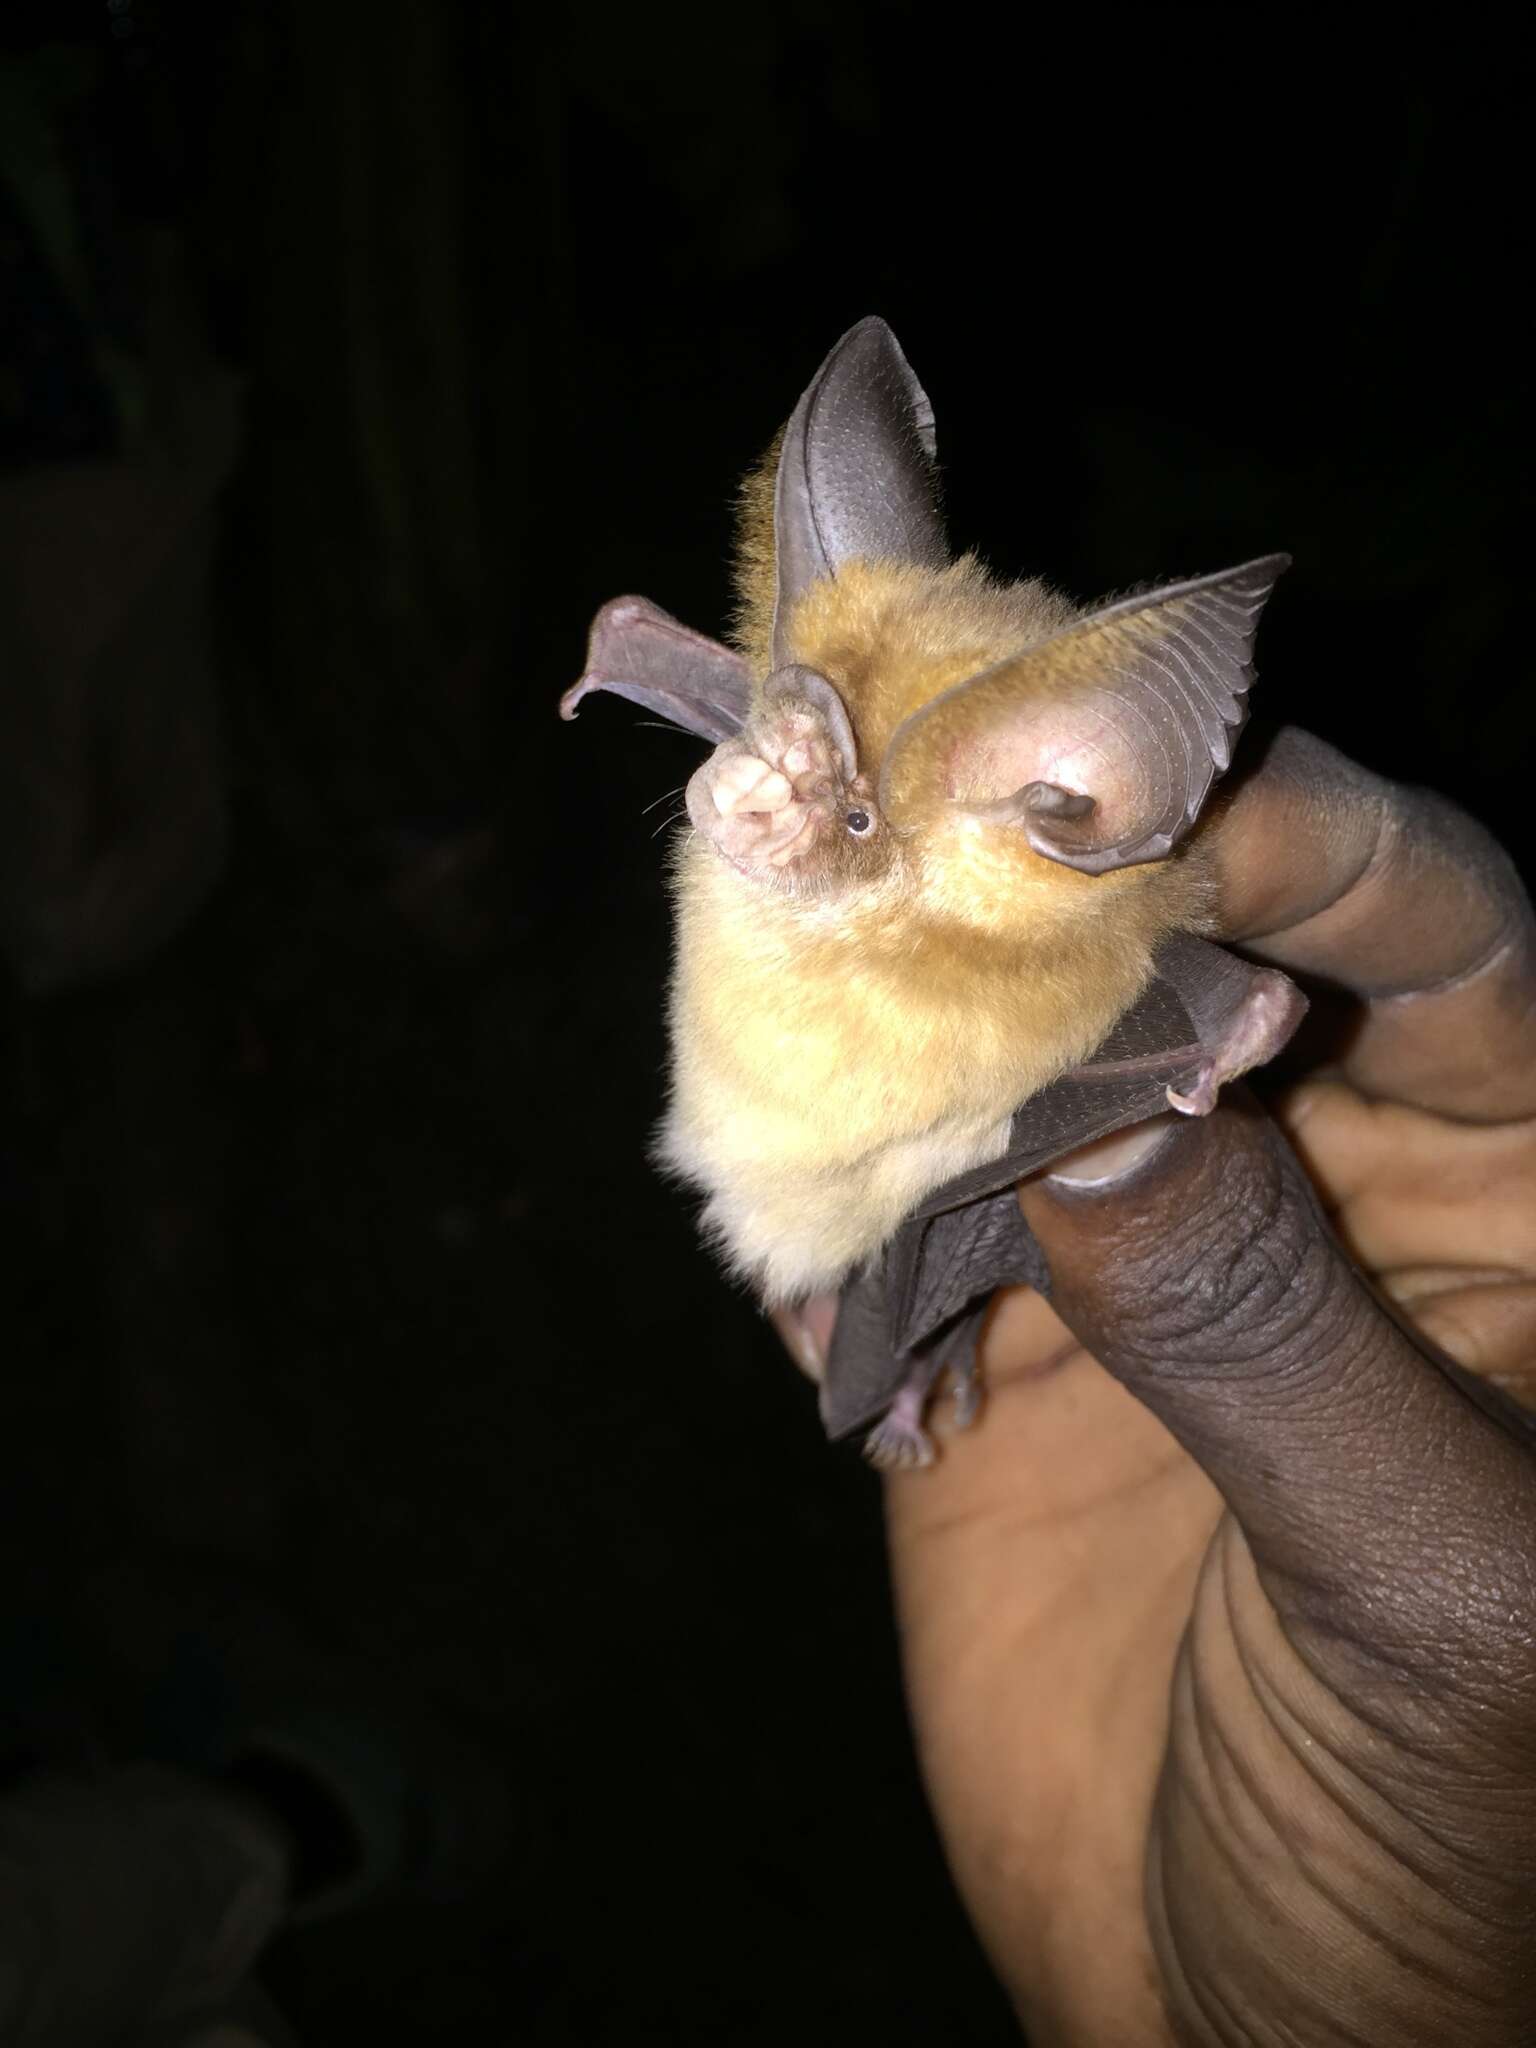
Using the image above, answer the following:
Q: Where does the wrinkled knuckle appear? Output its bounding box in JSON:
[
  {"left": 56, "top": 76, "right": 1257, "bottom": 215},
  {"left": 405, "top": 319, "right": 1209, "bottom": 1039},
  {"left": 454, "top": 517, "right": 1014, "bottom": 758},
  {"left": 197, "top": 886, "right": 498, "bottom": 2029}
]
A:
[{"left": 1100, "top": 1144, "right": 1345, "bottom": 1374}]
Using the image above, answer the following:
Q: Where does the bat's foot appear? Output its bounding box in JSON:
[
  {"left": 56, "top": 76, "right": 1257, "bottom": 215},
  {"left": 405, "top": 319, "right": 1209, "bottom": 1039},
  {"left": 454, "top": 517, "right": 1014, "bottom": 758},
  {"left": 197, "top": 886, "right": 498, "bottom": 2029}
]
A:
[
  {"left": 863, "top": 1382, "right": 936, "bottom": 1471},
  {"left": 864, "top": 1337, "right": 982, "bottom": 1469},
  {"left": 1166, "top": 967, "right": 1307, "bottom": 1116}
]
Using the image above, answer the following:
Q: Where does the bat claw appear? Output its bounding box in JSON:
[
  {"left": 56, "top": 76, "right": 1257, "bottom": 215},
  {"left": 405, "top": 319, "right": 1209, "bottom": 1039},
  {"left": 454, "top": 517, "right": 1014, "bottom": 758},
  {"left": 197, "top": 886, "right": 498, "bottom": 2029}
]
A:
[
  {"left": 863, "top": 1414, "right": 936, "bottom": 1471},
  {"left": 1166, "top": 968, "right": 1307, "bottom": 1118},
  {"left": 1166, "top": 1066, "right": 1218, "bottom": 1117}
]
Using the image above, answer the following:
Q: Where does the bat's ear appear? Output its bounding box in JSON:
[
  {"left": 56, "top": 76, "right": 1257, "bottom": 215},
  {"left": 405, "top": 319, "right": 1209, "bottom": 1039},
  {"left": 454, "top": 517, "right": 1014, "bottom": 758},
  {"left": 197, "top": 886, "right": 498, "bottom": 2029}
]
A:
[
  {"left": 560, "top": 596, "right": 753, "bottom": 743},
  {"left": 878, "top": 554, "right": 1290, "bottom": 869},
  {"left": 772, "top": 317, "right": 949, "bottom": 663}
]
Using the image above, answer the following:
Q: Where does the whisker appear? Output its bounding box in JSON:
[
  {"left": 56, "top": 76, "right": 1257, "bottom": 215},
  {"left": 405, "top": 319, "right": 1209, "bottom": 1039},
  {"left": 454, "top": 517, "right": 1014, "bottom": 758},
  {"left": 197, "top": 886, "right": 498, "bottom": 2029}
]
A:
[
  {"left": 633, "top": 720, "right": 705, "bottom": 738},
  {"left": 650, "top": 804, "right": 689, "bottom": 841},
  {"left": 641, "top": 784, "right": 687, "bottom": 817}
]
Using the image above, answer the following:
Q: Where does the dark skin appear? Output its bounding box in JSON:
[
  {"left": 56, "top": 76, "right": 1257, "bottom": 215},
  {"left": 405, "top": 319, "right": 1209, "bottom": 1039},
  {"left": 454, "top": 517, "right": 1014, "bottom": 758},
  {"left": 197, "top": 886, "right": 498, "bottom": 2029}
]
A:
[{"left": 789, "top": 727, "right": 1536, "bottom": 2044}]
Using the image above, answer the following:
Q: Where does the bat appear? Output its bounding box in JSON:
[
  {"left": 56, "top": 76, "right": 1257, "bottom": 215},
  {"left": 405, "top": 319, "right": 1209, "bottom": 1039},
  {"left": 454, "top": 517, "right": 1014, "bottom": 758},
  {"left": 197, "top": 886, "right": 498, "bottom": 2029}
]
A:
[{"left": 562, "top": 318, "right": 1305, "bottom": 1467}]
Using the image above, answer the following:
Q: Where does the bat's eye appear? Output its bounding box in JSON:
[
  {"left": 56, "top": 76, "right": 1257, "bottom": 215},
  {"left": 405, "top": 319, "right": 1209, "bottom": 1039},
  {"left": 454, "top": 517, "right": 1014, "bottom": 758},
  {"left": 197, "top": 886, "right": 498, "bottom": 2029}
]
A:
[{"left": 845, "top": 808, "right": 873, "bottom": 836}]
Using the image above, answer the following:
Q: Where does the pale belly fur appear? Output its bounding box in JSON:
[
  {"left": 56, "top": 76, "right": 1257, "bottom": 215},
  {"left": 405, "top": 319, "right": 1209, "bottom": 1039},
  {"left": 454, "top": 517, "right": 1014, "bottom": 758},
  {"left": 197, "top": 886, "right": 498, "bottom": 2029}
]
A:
[
  {"left": 659, "top": 1086, "right": 1018, "bottom": 1305},
  {"left": 659, "top": 898, "right": 1155, "bottom": 1303}
]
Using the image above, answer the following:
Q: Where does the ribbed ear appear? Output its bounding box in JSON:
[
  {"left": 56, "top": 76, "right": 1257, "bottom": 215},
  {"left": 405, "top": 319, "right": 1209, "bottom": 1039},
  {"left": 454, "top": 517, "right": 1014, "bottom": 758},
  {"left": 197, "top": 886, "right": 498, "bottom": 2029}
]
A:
[
  {"left": 878, "top": 554, "right": 1290, "bottom": 871},
  {"left": 771, "top": 317, "right": 948, "bottom": 663},
  {"left": 561, "top": 596, "right": 752, "bottom": 743}
]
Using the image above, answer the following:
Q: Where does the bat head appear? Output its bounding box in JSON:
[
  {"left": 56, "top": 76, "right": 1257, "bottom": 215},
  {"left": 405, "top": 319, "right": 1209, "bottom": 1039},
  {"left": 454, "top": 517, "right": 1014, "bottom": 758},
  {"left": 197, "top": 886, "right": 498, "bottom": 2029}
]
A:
[
  {"left": 758, "top": 319, "right": 1287, "bottom": 891},
  {"left": 681, "top": 663, "right": 896, "bottom": 897},
  {"left": 565, "top": 318, "right": 1288, "bottom": 902}
]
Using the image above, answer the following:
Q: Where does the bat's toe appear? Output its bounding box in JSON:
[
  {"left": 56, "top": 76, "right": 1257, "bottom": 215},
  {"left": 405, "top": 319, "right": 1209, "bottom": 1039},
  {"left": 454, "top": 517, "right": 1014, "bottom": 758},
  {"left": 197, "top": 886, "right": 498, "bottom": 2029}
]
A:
[{"left": 862, "top": 1412, "right": 937, "bottom": 1471}]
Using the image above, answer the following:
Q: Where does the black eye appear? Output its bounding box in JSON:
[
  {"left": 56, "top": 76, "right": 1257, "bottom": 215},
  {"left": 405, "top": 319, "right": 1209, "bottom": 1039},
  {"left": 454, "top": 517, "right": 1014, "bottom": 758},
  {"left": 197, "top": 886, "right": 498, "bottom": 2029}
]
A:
[{"left": 845, "top": 808, "right": 872, "bottom": 836}]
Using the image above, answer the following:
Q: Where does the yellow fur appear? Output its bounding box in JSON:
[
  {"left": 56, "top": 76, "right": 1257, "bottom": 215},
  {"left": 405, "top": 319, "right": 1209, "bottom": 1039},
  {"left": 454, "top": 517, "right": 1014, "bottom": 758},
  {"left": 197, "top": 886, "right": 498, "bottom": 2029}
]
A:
[
  {"left": 729, "top": 436, "right": 782, "bottom": 669},
  {"left": 664, "top": 555, "right": 1212, "bottom": 1304},
  {"left": 781, "top": 555, "right": 1076, "bottom": 756}
]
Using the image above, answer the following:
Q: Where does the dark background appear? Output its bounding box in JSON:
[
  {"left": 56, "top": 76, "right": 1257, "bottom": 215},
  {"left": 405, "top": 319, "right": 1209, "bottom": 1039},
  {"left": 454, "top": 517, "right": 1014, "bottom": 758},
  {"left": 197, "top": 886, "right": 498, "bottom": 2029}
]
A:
[{"left": 0, "top": 6, "right": 1527, "bottom": 2041}]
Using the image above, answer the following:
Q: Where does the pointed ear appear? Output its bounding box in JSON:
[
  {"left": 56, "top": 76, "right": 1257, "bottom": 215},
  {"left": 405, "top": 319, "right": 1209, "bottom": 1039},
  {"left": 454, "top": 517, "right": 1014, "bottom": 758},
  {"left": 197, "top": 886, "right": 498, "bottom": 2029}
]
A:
[
  {"left": 878, "top": 554, "right": 1290, "bottom": 871},
  {"left": 772, "top": 317, "right": 949, "bottom": 662},
  {"left": 560, "top": 596, "right": 752, "bottom": 744}
]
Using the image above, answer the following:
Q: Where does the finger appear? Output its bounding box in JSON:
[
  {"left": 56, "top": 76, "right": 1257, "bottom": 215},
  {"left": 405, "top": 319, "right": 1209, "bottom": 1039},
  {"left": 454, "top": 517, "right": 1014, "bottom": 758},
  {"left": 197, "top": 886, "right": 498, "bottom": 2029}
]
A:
[
  {"left": 1019, "top": 1096, "right": 1536, "bottom": 1679},
  {"left": 1271, "top": 1080, "right": 1536, "bottom": 1401},
  {"left": 1211, "top": 726, "right": 1536, "bottom": 1117},
  {"left": 1278, "top": 1080, "right": 1536, "bottom": 1282}
]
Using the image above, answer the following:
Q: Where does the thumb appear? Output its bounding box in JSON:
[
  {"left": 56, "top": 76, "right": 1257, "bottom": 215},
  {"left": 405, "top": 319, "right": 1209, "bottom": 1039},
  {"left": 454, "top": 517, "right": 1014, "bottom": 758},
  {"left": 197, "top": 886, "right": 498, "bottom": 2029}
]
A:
[{"left": 1018, "top": 1097, "right": 1536, "bottom": 1664}]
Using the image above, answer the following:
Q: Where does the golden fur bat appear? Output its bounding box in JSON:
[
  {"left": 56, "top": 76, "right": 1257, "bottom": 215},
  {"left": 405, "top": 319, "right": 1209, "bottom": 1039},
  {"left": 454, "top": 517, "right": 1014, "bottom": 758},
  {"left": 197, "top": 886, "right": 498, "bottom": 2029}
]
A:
[{"left": 563, "top": 318, "right": 1300, "bottom": 1458}]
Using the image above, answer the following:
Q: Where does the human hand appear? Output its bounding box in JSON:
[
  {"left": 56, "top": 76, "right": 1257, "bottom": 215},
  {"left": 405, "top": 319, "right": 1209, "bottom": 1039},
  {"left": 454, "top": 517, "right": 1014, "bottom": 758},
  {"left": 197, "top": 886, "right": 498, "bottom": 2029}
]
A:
[{"left": 877, "top": 728, "right": 1536, "bottom": 2045}]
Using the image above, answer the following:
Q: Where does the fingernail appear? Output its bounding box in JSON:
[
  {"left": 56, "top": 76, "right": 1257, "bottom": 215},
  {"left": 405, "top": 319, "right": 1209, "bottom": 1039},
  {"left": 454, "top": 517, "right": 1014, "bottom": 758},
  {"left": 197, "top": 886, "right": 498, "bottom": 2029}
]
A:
[{"left": 1042, "top": 1115, "right": 1176, "bottom": 1189}]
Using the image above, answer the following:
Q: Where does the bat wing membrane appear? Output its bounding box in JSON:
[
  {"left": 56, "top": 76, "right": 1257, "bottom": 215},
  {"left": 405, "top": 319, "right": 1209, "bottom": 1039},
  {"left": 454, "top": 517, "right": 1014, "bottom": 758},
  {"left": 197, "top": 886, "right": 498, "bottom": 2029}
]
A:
[{"left": 820, "top": 936, "right": 1301, "bottom": 1444}]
